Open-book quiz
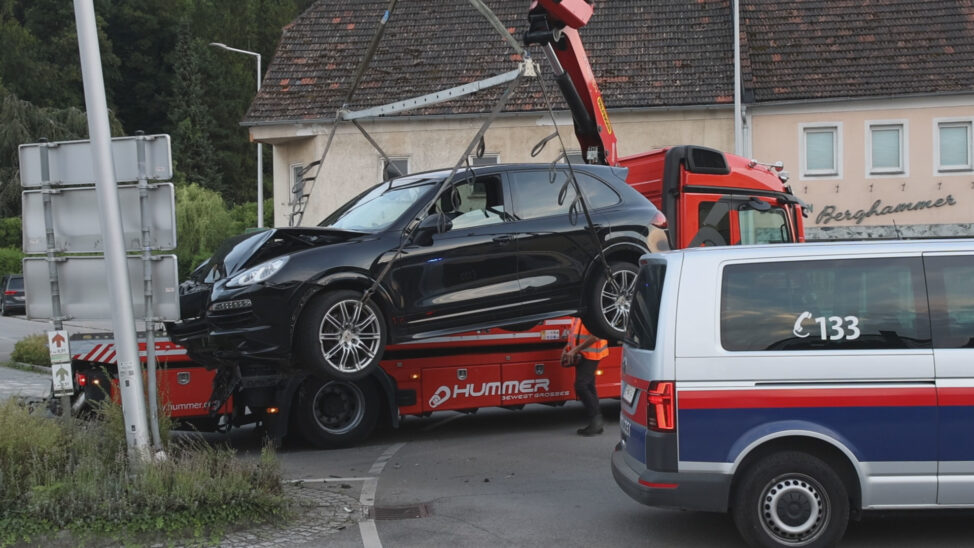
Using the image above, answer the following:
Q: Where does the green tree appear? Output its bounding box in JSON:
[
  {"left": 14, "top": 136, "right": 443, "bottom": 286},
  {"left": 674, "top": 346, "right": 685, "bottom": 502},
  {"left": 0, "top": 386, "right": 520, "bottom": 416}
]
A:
[
  {"left": 174, "top": 183, "right": 236, "bottom": 279},
  {"left": 0, "top": 0, "right": 120, "bottom": 110},
  {"left": 169, "top": 19, "right": 222, "bottom": 195},
  {"left": 0, "top": 89, "right": 122, "bottom": 218},
  {"left": 103, "top": 0, "right": 186, "bottom": 135}
]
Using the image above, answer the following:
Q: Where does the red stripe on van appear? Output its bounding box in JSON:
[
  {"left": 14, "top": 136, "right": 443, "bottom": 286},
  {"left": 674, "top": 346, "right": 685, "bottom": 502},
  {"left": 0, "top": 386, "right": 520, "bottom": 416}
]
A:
[
  {"left": 937, "top": 388, "right": 974, "bottom": 406},
  {"left": 679, "top": 387, "right": 936, "bottom": 410},
  {"left": 621, "top": 374, "right": 650, "bottom": 390}
]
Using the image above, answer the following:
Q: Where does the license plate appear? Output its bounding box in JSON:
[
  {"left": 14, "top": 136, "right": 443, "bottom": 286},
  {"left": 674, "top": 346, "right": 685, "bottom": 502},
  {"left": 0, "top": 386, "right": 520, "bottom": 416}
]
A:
[{"left": 622, "top": 384, "right": 637, "bottom": 406}]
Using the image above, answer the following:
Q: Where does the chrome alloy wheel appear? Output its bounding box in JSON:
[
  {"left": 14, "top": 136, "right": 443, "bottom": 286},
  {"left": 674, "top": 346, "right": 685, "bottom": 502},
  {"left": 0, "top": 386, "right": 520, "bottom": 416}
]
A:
[
  {"left": 317, "top": 298, "right": 382, "bottom": 375},
  {"left": 758, "top": 473, "right": 829, "bottom": 545},
  {"left": 600, "top": 268, "right": 636, "bottom": 332},
  {"left": 312, "top": 381, "right": 366, "bottom": 434}
]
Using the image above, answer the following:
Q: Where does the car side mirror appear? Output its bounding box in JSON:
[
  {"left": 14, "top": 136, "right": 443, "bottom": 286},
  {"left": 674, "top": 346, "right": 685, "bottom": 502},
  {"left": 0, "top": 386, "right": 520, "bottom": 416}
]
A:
[{"left": 412, "top": 213, "right": 452, "bottom": 246}]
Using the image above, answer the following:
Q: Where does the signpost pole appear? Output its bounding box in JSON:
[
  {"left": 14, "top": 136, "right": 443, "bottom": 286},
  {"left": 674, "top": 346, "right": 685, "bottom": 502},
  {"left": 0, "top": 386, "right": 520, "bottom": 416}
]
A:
[
  {"left": 137, "top": 132, "right": 164, "bottom": 450},
  {"left": 39, "top": 141, "right": 73, "bottom": 416},
  {"left": 74, "top": 0, "right": 151, "bottom": 460}
]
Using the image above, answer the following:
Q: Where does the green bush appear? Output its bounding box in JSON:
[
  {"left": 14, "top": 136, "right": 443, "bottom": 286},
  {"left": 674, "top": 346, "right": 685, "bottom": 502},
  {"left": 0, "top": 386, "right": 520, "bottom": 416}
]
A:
[
  {"left": 0, "top": 218, "right": 20, "bottom": 249},
  {"left": 0, "top": 398, "right": 290, "bottom": 546},
  {"left": 0, "top": 247, "right": 22, "bottom": 276},
  {"left": 10, "top": 334, "right": 49, "bottom": 366}
]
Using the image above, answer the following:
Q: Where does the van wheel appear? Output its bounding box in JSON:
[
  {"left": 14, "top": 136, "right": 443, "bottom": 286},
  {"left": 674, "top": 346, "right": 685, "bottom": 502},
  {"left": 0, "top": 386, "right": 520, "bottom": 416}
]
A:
[
  {"left": 294, "top": 376, "right": 379, "bottom": 448},
  {"left": 732, "top": 451, "right": 849, "bottom": 548},
  {"left": 583, "top": 261, "right": 638, "bottom": 341},
  {"left": 297, "top": 290, "right": 387, "bottom": 381}
]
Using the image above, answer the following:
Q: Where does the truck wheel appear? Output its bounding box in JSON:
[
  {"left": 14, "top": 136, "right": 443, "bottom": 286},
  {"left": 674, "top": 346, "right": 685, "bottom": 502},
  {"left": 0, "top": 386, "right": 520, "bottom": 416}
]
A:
[
  {"left": 297, "top": 290, "right": 387, "bottom": 381},
  {"left": 294, "top": 376, "right": 379, "bottom": 448},
  {"left": 732, "top": 451, "right": 849, "bottom": 548},
  {"left": 582, "top": 261, "right": 638, "bottom": 341}
]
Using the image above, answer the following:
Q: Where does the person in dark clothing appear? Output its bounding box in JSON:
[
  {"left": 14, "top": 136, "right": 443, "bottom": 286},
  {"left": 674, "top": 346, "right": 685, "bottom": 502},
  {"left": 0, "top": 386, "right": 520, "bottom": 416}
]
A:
[{"left": 561, "top": 317, "right": 609, "bottom": 436}]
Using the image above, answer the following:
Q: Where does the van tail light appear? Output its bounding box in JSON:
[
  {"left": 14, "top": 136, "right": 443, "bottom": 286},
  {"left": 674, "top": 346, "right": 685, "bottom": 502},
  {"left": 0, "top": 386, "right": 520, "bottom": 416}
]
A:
[
  {"left": 650, "top": 211, "right": 668, "bottom": 229},
  {"left": 646, "top": 381, "right": 675, "bottom": 432}
]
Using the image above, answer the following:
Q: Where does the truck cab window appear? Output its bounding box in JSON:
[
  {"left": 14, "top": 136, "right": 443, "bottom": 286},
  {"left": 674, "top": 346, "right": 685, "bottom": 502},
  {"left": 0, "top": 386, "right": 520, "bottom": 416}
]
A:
[{"left": 739, "top": 208, "right": 789, "bottom": 244}]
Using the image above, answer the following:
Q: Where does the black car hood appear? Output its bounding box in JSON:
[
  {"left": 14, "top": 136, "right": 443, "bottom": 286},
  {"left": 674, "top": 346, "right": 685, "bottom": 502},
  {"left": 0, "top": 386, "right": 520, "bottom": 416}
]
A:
[{"left": 190, "top": 227, "right": 367, "bottom": 283}]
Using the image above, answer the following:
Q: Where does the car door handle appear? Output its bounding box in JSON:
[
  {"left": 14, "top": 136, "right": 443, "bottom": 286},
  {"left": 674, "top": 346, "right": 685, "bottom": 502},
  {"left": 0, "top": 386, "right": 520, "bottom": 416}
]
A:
[{"left": 492, "top": 235, "right": 513, "bottom": 244}]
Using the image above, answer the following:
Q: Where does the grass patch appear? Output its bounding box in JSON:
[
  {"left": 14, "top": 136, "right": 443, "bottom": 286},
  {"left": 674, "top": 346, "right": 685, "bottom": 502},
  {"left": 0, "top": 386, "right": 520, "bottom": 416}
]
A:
[
  {"left": 10, "top": 333, "right": 50, "bottom": 366},
  {"left": 0, "top": 398, "right": 292, "bottom": 546}
]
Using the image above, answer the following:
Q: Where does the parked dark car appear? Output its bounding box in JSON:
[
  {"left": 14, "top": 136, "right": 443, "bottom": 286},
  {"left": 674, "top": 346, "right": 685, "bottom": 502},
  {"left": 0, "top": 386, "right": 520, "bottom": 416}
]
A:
[
  {"left": 1, "top": 274, "right": 25, "bottom": 316},
  {"left": 168, "top": 164, "right": 666, "bottom": 380}
]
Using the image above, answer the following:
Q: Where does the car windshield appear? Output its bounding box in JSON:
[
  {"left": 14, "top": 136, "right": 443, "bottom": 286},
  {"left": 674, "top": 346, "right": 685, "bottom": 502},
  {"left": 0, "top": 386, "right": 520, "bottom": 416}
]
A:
[{"left": 319, "top": 179, "right": 437, "bottom": 232}]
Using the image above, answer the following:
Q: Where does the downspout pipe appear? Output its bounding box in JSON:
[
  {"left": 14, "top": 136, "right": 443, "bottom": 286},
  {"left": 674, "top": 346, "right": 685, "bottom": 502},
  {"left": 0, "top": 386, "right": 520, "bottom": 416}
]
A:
[{"left": 733, "top": 0, "right": 744, "bottom": 156}]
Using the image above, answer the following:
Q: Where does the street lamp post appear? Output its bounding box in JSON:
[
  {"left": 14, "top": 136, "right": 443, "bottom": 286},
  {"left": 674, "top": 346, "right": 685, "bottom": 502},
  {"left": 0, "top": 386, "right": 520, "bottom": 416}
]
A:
[{"left": 209, "top": 42, "right": 264, "bottom": 228}]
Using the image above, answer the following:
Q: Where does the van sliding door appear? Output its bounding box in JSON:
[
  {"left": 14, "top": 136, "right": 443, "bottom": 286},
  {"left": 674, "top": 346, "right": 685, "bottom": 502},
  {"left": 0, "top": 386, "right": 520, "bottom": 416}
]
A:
[{"left": 924, "top": 253, "right": 974, "bottom": 504}]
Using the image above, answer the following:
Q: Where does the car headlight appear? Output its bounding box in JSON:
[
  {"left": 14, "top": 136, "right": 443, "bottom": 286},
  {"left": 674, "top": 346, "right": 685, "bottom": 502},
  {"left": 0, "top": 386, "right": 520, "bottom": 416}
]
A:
[{"left": 226, "top": 257, "right": 289, "bottom": 288}]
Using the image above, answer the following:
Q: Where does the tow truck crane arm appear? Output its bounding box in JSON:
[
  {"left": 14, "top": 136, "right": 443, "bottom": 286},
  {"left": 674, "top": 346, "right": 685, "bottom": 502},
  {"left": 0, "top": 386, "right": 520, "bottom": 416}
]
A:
[{"left": 524, "top": 0, "right": 618, "bottom": 166}]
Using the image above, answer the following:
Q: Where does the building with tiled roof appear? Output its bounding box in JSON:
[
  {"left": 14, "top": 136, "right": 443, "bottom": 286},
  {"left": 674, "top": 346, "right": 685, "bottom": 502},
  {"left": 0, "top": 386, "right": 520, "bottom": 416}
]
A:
[{"left": 245, "top": 0, "right": 974, "bottom": 238}]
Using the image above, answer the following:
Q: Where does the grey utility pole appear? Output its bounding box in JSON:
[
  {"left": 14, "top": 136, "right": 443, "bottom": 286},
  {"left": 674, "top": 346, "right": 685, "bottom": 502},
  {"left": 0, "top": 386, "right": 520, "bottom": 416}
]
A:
[
  {"left": 73, "top": 0, "right": 152, "bottom": 459},
  {"left": 209, "top": 42, "right": 264, "bottom": 228}
]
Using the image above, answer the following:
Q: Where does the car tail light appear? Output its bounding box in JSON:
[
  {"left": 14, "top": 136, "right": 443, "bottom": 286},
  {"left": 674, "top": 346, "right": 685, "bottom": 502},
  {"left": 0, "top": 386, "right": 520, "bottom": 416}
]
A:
[
  {"left": 646, "top": 381, "right": 675, "bottom": 432},
  {"left": 650, "top": 211, "right": 667, "bottom": 229},
  {"left": 3, "top": 290, "right": 15, "bottom": 296},
  {"left": 76, "top": 373, "right": 87, "bottom": 387}
]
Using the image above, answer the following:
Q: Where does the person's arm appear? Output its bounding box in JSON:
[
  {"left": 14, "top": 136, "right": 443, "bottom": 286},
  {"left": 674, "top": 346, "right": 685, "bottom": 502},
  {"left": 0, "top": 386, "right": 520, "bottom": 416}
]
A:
[{"left": 567, "top": 334, "right": 599, "bottom": 358}]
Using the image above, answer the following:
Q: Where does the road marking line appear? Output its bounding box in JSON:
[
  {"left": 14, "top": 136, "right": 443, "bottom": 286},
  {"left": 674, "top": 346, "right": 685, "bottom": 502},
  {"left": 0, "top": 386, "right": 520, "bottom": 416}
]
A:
[{"left": 360, "top": 442, "right": 406, "bottom": 548}]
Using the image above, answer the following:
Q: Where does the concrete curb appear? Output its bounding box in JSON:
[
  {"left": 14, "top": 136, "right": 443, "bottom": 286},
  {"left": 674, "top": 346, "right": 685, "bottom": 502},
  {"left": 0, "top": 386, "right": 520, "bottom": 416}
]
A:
[
  {"left": 0, "top": 360, "right": 51, "bottom": 375},
  {"left": 15, "top": 362, "right": 52, "bottom": 374}
]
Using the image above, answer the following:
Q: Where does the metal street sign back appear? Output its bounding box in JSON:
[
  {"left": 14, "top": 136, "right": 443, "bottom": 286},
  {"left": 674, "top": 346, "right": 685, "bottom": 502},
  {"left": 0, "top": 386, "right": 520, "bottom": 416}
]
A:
[
  {"left": 22, "top": 183, "right": 176, "bottom": 253},
  {"left": 19, "top": 134, "right": 172, "bottom": 187},
  {"left": 24, "top": 255, "right": 180, "bottom": 321}
]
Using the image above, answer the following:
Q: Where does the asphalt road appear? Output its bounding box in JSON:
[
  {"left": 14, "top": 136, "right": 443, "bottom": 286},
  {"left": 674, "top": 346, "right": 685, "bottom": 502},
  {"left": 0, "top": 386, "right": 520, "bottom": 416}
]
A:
[{"left": 214, "top": 403, "right": 974, "bottom": 548}]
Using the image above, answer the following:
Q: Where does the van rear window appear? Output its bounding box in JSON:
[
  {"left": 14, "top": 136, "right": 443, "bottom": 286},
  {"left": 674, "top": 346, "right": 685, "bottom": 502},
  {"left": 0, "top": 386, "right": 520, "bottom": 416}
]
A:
[
  {"left": 626, "top": 263, "right": 666, "bottom": 350},
  {"left": 925, "top": 254, "right": 974, "bottom": 348},
  {"left": 720, "top": 257, "right": 930, "bottom": 351}
]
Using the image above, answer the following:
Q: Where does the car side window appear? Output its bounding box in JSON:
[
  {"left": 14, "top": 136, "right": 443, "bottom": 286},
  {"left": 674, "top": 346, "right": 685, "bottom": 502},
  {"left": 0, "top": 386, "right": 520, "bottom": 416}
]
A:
[
  {"left": 924, "top": 254, "right": 974, "bottom": 348},
  {"left": 435, "top": 175, "right": 507, "bottom": 230},
  {"left": 509, "top": 170, "right": 620, "bottom": 220},
  {"left": 720, "top": 257, "right": 931, "bottom": 351}
]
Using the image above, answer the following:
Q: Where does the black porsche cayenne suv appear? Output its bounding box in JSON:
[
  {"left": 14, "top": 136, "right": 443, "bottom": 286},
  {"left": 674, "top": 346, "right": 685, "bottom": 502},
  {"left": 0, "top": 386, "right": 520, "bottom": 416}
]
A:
[{"left": 168, "top": 163, "right": 666, "bottom": 380}]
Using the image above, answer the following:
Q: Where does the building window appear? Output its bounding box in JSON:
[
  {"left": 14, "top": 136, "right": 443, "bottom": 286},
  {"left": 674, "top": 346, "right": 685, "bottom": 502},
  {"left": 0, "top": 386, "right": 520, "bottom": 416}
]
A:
[
  {"left": 381, "top": 156, "right": 410, "bottom": 180},
  {"left": 468, "top": 154, "right": 499, "bottom": 166},
  {"left": 867, "top": 122, "right": 906, "bottom": 176},
  {"left": 800, "top": 124, "right": 841, "bottom": 178},
  {"left": 937, "top": 120, "right": 972, "bottom": 173}
]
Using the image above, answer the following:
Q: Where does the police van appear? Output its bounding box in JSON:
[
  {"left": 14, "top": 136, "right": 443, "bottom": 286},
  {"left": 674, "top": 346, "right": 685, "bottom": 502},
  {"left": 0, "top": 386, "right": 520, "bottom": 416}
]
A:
[{"left": 611, "top": 239, "right": 974, "bottom": 548}]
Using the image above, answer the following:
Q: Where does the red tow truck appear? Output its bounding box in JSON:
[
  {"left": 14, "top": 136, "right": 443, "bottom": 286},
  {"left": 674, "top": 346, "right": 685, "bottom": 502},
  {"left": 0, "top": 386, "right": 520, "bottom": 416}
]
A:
[{"left": 68, "top": 1, "right": 805, "bottom": 447}]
